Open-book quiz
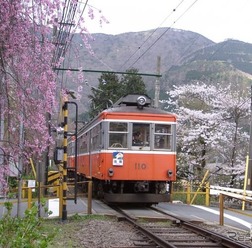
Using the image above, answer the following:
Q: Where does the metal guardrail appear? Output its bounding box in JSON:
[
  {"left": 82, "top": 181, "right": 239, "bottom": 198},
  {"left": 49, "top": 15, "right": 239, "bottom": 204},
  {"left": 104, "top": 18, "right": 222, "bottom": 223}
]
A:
[
  {"left": 171, "top": 181, "right": 210, "bottom": 206},
  {"left": 219, "top": 193, "right": 252, "bottom": 228},
  {"left": 210, "top": 185, "right": 252, "bottom": 198}
]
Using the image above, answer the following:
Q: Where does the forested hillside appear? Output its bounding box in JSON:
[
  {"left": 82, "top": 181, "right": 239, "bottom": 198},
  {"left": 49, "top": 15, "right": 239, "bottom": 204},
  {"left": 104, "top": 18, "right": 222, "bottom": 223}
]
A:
[{"left": 61, "top": 28, "right": 252, "bottom": 113}]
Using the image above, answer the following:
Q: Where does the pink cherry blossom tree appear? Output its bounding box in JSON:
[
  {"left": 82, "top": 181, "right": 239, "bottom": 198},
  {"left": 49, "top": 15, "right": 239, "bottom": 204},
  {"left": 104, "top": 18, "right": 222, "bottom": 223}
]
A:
[{"left": 0, "top": 0, "right": 108, "bottom": 193}]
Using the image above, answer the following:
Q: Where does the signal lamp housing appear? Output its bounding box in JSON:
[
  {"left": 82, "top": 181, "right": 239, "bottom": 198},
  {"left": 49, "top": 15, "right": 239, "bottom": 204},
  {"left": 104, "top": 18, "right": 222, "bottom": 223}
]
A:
[{"left": 137, "top": 96, "right": 147, "bottom": 109}]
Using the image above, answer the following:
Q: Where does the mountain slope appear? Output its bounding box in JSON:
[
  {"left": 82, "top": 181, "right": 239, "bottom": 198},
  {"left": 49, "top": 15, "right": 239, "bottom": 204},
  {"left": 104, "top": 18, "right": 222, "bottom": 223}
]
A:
[
  {"left": 182, "top": 39, "right": 252, "bottom": 75},
  {"left": 162, "top": 39, "right": 252, "bottom": 90},
  {"left": 61, "top": 28, "right": 252, "bottom": 114},
  {"left": 65, "top": 28, "right": 214, "bottom": 78}
]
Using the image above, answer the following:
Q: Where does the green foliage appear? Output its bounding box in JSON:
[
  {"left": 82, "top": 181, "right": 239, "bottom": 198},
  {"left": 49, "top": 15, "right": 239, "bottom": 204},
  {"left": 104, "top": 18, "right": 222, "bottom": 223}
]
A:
[
  {"left": 88, "top": 72, "right": 121, "bottom": 119},
  {"left": 22, "top": 174, "right": 36, "bottom": 180},
  {"left": 172, "top": 192, "right": 206, "bottom": 205},
  {"left": 88, "top": 68, "right": 147, "bottom": 119},
  {"left": 120, "top": 68, "right": 146, "bottom": 95},
  {"left": 8, "top": 177, "right": 18, "bottom": 189},
  {"left": 78, "top": 112, "right": 89, "bottom": 122},
  {"left": 71, "top": 213, "right": 82, "bottom": 220},
  {"left": 185, "top": 70, "right": 213, "bottom": 81},
  {"left": 0, "top": 200, "right": 56, "bottom": 248}
]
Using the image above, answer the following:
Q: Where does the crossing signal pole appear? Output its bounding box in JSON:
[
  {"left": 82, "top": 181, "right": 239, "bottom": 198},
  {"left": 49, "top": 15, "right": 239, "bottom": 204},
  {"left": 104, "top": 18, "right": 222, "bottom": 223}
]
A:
[
  {"left": 62, "top": 102, "right": 68, "bottom": 221},
  {"left": 60, "top": 99, "right": 78, "bottom": 221}
]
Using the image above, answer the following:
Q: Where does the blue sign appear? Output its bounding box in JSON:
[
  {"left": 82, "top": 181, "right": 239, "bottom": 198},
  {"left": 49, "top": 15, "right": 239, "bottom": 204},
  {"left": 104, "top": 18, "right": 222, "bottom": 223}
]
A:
[{"left": 112, "top": 152, "right": 124, "bottom": 166}]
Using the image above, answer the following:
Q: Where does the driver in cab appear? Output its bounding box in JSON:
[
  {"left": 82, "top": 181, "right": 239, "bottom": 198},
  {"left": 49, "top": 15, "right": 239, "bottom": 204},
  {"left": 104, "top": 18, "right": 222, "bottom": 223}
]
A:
[{"left": 132, "top": 131, "right": 143, "bottom": 146}]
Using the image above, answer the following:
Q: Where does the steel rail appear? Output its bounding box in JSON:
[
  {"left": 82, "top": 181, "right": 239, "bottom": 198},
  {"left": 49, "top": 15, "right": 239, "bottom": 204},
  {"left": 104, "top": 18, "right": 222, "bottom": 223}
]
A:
[
  {"left": 151, "top": 206, "right": 252, "bottom": 248},
  {"left": 182, "top": 221, "right": 251, "bottom": 248},
  {"left": 114, "top": 206, "right": 177, "bottom": 248}
]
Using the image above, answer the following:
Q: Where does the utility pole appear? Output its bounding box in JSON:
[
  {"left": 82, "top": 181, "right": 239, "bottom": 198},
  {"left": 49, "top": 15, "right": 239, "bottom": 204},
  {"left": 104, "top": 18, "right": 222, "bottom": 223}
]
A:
[
  {"left": 154, "top": 56, "right": 161, "bottom": 108},
  {"left": 17, "top": 110, "right": 24, "bottom": 217},
  {"left": 247, "top": 85, "right": 252, "bottom": 190},
  {"left": 0, "top": 100, "right": 4, "bottom": 142}
]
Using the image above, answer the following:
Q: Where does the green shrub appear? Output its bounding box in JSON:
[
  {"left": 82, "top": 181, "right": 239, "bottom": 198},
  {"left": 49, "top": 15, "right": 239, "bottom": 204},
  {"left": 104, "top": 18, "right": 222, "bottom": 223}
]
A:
[{"left": 0, "top": 200, "right": 56, "bottom": 248}]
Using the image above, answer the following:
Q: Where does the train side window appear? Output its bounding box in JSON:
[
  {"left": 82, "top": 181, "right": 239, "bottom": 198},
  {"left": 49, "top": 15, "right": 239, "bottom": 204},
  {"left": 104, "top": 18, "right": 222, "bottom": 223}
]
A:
[
  {"left": 91, "top": 123, "right": 102, "bottom": 151},
  {"left": 67, "top": 142, "right": 71, "bottom": 156},
  {"left": 109, "top": 122, "right": 128, "bottom": 148},
  {"left": 83, "top": 133, "right": 88, "bottom": 153},
  {"left": 154, "top": 124, "right": 172, "bottom": 150},
  {"left": 79, "top": 134, "right": 88, "bottom": 153},
  {"left": 67, "top": 141, "right": 75, "bottom": 155}
]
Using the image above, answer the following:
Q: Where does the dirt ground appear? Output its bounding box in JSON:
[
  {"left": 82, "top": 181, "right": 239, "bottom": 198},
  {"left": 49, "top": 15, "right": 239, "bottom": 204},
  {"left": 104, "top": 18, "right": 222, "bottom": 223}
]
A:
[
  {"left": 45, "top": 214, "right": 252, "bottom": 248},
  {"left": 46, "top": 215, "right": 140, "bottom": 248}
]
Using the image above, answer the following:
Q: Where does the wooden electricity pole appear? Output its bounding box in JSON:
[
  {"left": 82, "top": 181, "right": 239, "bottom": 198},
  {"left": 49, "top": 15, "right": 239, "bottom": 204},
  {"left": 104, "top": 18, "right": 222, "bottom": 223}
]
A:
[
  {"left": 154, "top": 56, "right": 161, "bottom": 108},
  {"left": 247, "top": 85, "right": 252, "bottom": 190}
]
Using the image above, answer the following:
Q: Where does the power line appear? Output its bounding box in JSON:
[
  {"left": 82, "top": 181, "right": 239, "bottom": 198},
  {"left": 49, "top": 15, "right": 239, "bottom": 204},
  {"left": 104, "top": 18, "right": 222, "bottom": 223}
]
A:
[
  {"left": 53, "top": 67, "right": 162, "bottom": 77},
  {"left": 118, "top": 0, "right": 185, "bottom": 70},
  {"left": 127, "top": 0, "right": 199, "bottom": 69},
  {"left": 52, "top": 0, "right": 88, "bottom": 67}
]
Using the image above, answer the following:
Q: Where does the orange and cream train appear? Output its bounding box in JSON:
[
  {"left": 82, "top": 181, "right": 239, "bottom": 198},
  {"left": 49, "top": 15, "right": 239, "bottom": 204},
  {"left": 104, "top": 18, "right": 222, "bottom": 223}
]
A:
[{"left": 67, "top": 94, "right": 177, "bottom": 204}]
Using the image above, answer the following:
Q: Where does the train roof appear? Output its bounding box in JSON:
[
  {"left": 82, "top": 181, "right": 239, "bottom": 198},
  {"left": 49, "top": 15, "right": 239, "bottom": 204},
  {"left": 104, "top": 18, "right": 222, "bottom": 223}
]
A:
[
  {"left": 113, "top": 94, "right": 152, "bottom": 107},
  {"left": 105, "top": 94, "right": 175, "bottom": 116},
  {"left": 105, "top": 105, "right": 174, "bottom": 115},
  {"left": 79, "top": 94, "right": 176, "bottom": 132}
]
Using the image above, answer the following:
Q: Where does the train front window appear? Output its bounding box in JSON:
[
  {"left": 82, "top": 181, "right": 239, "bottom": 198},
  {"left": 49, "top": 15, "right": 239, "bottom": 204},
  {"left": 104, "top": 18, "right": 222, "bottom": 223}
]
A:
[
  {"left": 109, "top": 122, "right": 128, "bottom": 148},
  {"left": 132, "top": 123, "right": 150, "bottom": 147},
  {"left": 154, "top": 124, "right": 171, "bottom": 150}
]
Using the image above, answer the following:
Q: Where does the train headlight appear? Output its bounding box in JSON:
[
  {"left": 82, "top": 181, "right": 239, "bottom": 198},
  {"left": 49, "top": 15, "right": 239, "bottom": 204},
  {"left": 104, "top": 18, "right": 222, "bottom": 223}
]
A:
[
  {"left": 137, "top": 96, "right": 146, "bottom": 108},
  {"left": 108, "top": 168, "right": 114, "bottom": 177},
  {"left": 167, "top": 170, "right": 173, "bottom": 177}
]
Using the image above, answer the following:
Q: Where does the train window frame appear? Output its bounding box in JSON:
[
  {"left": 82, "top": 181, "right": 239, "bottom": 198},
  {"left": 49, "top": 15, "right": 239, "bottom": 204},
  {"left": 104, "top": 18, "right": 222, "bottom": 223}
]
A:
[
  {"left": 78, "top": 133, "right": 88, "bottom": 154},
  {"left": 108, "top": 122, "right": 128, "bottom": 149},
  {"left": 91, "top": 123, "right": 102, "bottom": 151},
  {"left": 154, "top": 123, "right": 173, "bottom": 150},
  {"left": 67, "top": 140, "right": 75, "bottom": 156},
  {"left": 131, "top": 123, "right": 150, "bottom": 151}
]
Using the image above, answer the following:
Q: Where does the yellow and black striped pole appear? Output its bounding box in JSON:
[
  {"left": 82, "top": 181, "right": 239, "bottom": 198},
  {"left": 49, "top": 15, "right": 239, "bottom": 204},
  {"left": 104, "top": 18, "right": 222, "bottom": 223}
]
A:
[{"left": 62, "top": 102, "right": 68, "bottom": 221}]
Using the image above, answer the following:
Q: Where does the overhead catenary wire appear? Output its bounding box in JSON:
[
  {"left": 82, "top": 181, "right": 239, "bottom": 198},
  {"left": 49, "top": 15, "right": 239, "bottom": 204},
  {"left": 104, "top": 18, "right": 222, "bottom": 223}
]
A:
[
  {"left": 72, "top": 2, "right": 114, "bottom": 72},
  {"left": 51, "top": 0, "right": 89, "bottom": 126},
  {"left": 126, "top": 0, "right": 199, "bottom": 70},
  {"left": 58, "top": 0, "right": 197, "bottom": 78},
  {"left": 52, "top": 0, "right": 88, "bottom": 67},
  {"left": 118, "top": 0, "right": 185, "bottom": 71},
  {"left": 61, "top": 0, "right": 90, "bottom": 60},
  {"left": 54, "top": 0, "right": 201, "bottom": 84}
]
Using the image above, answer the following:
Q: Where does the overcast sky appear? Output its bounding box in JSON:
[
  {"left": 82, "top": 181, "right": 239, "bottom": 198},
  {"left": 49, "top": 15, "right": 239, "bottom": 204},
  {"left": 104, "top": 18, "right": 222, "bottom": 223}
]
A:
[{"left": 85, "top": 0, "right": 252, "bottom": 43}]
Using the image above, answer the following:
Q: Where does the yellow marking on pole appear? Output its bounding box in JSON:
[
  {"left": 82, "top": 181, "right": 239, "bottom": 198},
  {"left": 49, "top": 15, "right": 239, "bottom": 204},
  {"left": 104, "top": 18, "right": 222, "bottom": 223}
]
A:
[
  {"left": 27, "top": 188, "right": 32, "bottom": 209},
  {"left": 219, "top": 193, "right": 224, "bottom": 226},
  {"left": 242, "top": 155, "right": 249, "bottom": 211},
  {"left": 186, "top": 182, "right": 190, "bottom": 204},
  {"left": 29, "top": 158, "right": 36, "bottom": 179},
  {"left": 48, "top": 171, "right": 61, "bottom": 183},
  {"left": 190, "top": 170, "right": 209, "bottom": 205},
  {"left": 88, "top": 181, "right": 92, "bottom": 214},
  {"left": 59, "top": 183, "right": 63, "bottom": 218},
  {"left": 62, "top": 101, "right": 68, "bottom": 220}
]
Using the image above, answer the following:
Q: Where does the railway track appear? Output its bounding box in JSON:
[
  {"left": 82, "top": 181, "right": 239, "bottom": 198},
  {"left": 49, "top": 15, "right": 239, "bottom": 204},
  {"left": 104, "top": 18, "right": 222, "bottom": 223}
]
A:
[{"left": 110, "top": 205, "right": 251, "bottom": 248}]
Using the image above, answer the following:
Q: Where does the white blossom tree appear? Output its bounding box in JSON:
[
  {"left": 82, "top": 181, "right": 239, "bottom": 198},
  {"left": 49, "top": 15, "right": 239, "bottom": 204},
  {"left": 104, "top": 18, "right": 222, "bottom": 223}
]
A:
[{"left": 164, "top": 82, "right": 250, "bottom": 186}]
